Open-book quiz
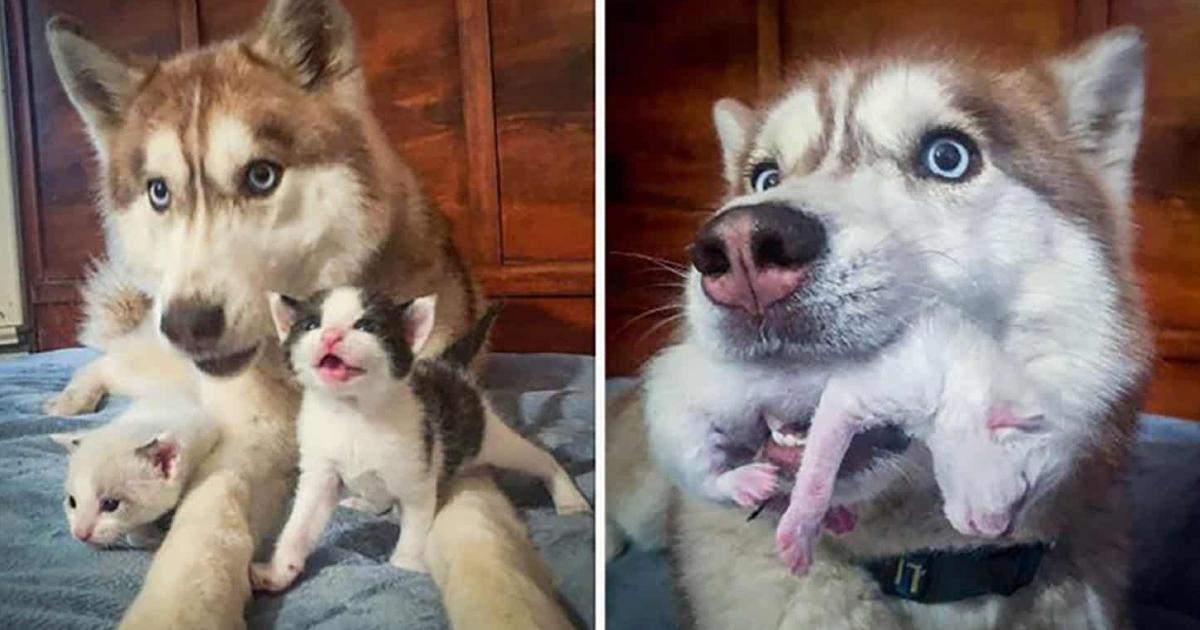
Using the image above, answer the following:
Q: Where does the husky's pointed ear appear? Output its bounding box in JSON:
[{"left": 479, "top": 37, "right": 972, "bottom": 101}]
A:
[
  {"left": 267, "top": 292, "right": 300, "bottom": 342},
  {"left": 45, "top": 16, "right": 149, "bottom": 149},
  {"left": 1048, "top": 27, "right": 1144, "bottom": 207},
  {"left": 135, "top": 432, "right": 181, "bottom": 480},
  {"left": 402, "top": 295, "right": 437, "bottom": 355},
  {"left": 713, "top": 98, "right": 756, "bottom": 188},
  {"left": 49, "top": 431, "right": 84, "bottom": 452},
  {"left": 250, "top": 0, "right": 358, "bottom": 90}
]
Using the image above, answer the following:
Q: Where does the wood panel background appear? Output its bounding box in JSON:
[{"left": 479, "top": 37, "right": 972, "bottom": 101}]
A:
[
  {"left": 607, "top": 0, "right": 1200, "bottom": 419},
  {"left": 4, "top": 0, "right": 594, "bottom": 354}
]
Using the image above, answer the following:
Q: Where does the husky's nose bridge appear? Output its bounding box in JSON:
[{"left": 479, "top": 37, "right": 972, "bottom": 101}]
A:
[
  {"left": 690, "top": 203, "right": 827, "bottom": 314},
  {"left": 160, "top": 296, "right": 226, "bottom": 354}
]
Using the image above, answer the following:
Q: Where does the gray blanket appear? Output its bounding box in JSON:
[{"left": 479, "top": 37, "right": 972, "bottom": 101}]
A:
[{"left": 0, "top": 349, "right": 594, "bottom": 629}]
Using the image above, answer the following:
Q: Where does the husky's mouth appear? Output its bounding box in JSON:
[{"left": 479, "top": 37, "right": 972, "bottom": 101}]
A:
[
  {"left": 316, "top": 352, "right": 365, "bottom": 383},
  {"left": 762, "top": 420, "right": 808, "bottom": 471},
  {"left": 759, "top": 418, "right": 911, "bottom": 479},
  {"left": 194, "top": 346, "right": 259, "bottom": 377}
]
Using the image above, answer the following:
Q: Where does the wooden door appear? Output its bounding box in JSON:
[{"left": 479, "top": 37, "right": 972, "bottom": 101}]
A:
[
  {"left": 606, "top": 0, "right": 1200, "bottom": 419},
  {"left": 4, "top": 0, "right": 595, "bottom": 354}
]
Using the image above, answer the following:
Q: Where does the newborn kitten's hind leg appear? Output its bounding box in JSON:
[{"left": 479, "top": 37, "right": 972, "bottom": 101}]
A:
[{"left": 475, "top": 411, "right": 592, "bottom": 514}]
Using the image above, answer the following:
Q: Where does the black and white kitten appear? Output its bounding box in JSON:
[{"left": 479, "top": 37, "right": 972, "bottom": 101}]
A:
[{"left": 250, "top": 287, "right": 590, "bottom": 592}]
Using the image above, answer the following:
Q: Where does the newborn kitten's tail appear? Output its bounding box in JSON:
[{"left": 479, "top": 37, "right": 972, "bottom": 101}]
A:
[{"left": 441, "top": 303, "right": 501, "bottom": 367}]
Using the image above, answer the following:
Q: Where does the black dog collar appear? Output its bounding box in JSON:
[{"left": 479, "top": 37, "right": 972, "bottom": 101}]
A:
[{"left": 861, "top": 543, "right": 1048, "bottom": 603}]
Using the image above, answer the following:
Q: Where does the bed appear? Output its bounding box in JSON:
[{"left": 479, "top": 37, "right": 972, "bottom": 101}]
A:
[
  {"left": 605, "top": 380, "right": 1200, "bottom": 630},
  {"left": 0, "top": 349, "right": 595, "bottom": 629}
]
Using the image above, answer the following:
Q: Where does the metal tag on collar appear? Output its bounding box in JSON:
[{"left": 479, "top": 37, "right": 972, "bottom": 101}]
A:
[{"left": 893, "top": 554, "right": 931, "bottom": 600}]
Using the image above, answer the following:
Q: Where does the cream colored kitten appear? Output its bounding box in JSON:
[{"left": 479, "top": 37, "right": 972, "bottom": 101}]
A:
[{"left": 51, "top": 396, "right": 220, "bottom": 548}]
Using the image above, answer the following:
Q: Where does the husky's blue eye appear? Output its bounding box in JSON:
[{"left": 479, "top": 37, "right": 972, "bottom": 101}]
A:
[
  {"left": 100, "top": 498, "right": 120, "bottom": 513},
  {"left": 750, "top": 161, "right": 781, "bottom": 193},
  {"left": 244, "top": 160, "right": 282, "bottom": 196},
  {"left": 918, "top": 130, "right": 978, "bottom": 181},
  {"left": 147, "top": 179, "right": 171, "bottom": 211}
]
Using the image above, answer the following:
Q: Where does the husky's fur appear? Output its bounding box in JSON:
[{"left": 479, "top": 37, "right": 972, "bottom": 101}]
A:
[
  {"left": 46, "top": 1, "right": 571, "bottom": 627},
  {"left": 610, "top": 29, "right": 1151, "bottom": 629}
]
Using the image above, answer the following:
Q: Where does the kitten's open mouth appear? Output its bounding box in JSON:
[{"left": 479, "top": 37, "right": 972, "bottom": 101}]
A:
[
  {"left": 316, "top": 352, "right": 365, "bottom": 383},
  {"left": 194, "top": 346, "right": 258, "bottom": 377}
]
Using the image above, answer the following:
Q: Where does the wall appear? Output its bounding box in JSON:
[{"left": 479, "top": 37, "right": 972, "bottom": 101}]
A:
[{"left": 4, "top": 0, "right": 595, "bottom": 353}]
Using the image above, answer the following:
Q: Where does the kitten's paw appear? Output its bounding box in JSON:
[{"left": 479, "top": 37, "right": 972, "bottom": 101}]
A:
[
  {"left": 775, "top": 505, "right": 821, "bottom": 576},
  {"left": 720, "top": 463, "right": 779, "bottom": 508},
  {"left": 822, "top": 505, "right": 857, "bottom": 536},
  {"left": 249, "top": 561, "right": 301, "bottom": 593},
  {"left": 43, "top": 387, "right": 104, "bottom": 416},
  {"left": 388, "top": 552, "right": 428, "bottom": 573}
]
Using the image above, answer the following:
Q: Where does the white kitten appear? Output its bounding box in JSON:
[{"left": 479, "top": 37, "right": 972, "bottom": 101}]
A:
[
  {"left": 249, "top": 287, "right": 590, "bottom": 593},
  {"left": 50, "top": 396, "right": 220, "bottom": 548},
  {"left": 646, "top": 307, "right": 1049, "bottom": 575}
]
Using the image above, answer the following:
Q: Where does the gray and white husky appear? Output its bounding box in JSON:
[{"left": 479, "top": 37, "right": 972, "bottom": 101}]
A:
[{"left": 612, "top": 28, "right": 1151, "bottom": 630}]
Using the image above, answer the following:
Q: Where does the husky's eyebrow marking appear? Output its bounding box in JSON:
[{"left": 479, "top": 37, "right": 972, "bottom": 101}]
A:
[
  {"left": 255, "top": 120, "right": 295, "bottom": 154},
  {"left": 838, "top": 66, "right": 881, "bottom": 170},
  {"left": 952, "top": 85, "right": 1117, "bottom": 256}
]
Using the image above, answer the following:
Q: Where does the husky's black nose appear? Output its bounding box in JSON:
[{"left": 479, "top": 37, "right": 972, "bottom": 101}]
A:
[
  {"left": 690, "top": 203, "right": 826, "bottom": 314},
  {"left": 160, "top": 299, "right": 226, "bottom": 353}
]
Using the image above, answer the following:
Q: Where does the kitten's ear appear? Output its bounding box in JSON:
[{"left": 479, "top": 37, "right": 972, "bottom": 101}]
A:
[
  {"left": 267, "top": 292, "right": 300, "bottom": 342},
  {"left": 45, "top": 16, "right": 150, "bottom": 151},
  {"left": 402, "top": 295, "right": 438, "bottom": 355},
  {"left": 49, "top": 432, "right": 84, "bottom": 452},
  {"left": 135, "top": 432, "right": 180, "bottom": 480},
  {"left": 248, "top": 0, "right": 358, "bottom": 90},
  {"left": 713, "top": 98, "right": 756, "bottom": 188}
]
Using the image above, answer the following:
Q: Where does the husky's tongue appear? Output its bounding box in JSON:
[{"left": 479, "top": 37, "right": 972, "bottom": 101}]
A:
[{"left": 317, "top": 353, "right": 363, "bottom": 383}]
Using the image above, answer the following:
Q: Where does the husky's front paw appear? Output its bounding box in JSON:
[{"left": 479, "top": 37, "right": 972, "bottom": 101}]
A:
[
  {"left": 249, "top": 560, "right": 302, "bottom": 593},
  {"left": 776, "top": 504, "right": 822, "bottom": 576},
  {"left": 716, "top": 462, "right": 779, "bottom": 508},
  {"left": 551, "top": 476, "right": 593, "bottom": 515},
  {"left": 388, "top": 551, "right": 428, "bottom": 573},
  {"left": 44, "top": 386, "right": 104, "bottom": 416}
]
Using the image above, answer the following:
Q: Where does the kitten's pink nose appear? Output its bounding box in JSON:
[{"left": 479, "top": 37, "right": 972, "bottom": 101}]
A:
[
  {"left": 320, "top": 328, "right": 345, "bottom": 351},
  {"left": 691, "top": 204, "right": 826, "bottom": 315},
  {"left": 73, "top": 526, "right": 93, "bottom": 542}
]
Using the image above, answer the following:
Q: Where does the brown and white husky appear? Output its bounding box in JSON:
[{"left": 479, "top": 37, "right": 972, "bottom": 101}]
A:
[
  {"left": 45, "top": 0, "right": 573, "bottom": 628},
  {"left": 609, "top": 28, "right": 1151, "bottom": 629}
]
